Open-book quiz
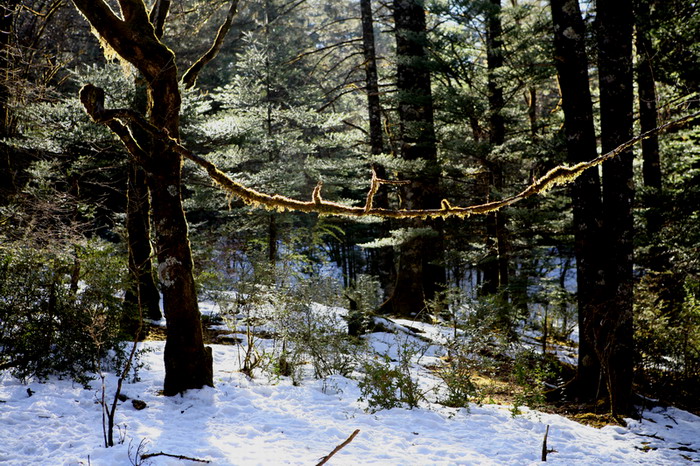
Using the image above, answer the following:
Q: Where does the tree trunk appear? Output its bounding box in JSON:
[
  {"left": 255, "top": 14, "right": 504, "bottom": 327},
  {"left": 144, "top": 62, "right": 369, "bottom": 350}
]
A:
[
  {"left": 71, "top": 0, "right": 213, "bottom": 395},
  {"left": 386, "top": 0, "right": 444, "bottom": 317},
  {"left": 125, "top": 79, "right": 161, "bottom": 322},
  {"left": 597, "top": 0, "right": 635, "bottom": 417},
  {"left": 635, "top": 0, "right": 663, "bottom": 251},
  {"left": 482, "top": 0, "right": 509, "bottom": 297},
  {"left": 0, "top": 1, "right": 18, "bottom": 138},
  {"left": 125, "top": 161, "right": 162, "bottom": 321},
  {"left": 360, "top": 0, "right": 395, "bottom": 299},
  {"left": 550, "top": 0, "right": 605, "bottom": 404}
]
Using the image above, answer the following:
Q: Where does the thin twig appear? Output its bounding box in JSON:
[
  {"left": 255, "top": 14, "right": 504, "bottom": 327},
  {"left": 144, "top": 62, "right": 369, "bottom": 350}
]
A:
[
  {"left": 316, "top": 429, "right": 360, "bottom": 466},
  {"left": 141, "top": 451, "right": 211, "bottom": 463}
]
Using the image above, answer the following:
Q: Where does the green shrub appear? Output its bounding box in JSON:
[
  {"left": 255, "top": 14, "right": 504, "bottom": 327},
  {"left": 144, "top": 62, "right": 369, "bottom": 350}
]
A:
[
  {"left": 435, "top": 355, "right": 481, "bottom": 409},
  {"left": 510, "top": 350, "right": 557, "bottom": 415},
  {"left": 635, "top": 274, "right": 700, "bottom": 408},
  {"left": 358, "top": 342, "right": 425, "bottom": 412},
  {"left": 0, "top": 240, "right": 131, "bottom": 386}
]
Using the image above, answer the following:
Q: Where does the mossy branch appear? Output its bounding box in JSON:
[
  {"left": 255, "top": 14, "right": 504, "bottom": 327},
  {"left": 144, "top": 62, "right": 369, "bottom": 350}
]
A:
[{"left": 79, "top": 83, "right": 700, "bottom": 220}]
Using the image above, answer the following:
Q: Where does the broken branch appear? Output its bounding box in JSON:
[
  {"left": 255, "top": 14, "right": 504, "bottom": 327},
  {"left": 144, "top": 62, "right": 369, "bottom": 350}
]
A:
[
  {"left": 316, "top": 429, "right": 360, "bottom": 466},
  {"left": 141, "top": 451, "right": 211, "bottom": 463}
]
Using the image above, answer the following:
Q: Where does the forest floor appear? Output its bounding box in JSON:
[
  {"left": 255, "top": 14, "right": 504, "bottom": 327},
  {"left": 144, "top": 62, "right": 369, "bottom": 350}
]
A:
[{"left": 1, "top": 298, "right": 699, "bottom": 465}]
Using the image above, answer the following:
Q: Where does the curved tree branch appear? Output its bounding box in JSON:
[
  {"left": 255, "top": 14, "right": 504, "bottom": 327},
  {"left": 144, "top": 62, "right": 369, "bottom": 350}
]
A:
[
  {"left": 79, "top": 83, "right": 700, "bottom": 220},
  {"left": 149, "top": 0, "right": 171, "bottom": 38},
  {"left": 181, "top": 0, "right": 239, "bottom": 89}
]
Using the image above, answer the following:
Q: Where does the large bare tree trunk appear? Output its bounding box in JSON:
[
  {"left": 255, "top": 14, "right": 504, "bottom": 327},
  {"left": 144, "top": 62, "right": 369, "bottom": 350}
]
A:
[
  {"left": 385, "top": 0, "right": 445, "bottom": 318},
  {"left": 72, "top": 0, "right": 212, "bottom": 395},
  {"left": 597, "top": 0, "right": 635, "bottom": 417},
  {"left": 550, "top": 0, "right": 605, "bottom": 403}
]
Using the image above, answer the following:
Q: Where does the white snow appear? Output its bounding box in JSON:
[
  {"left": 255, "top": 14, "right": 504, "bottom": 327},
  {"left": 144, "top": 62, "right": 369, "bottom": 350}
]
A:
[{"left": 1, "top": 305, "right": 699, "bottom": 465}]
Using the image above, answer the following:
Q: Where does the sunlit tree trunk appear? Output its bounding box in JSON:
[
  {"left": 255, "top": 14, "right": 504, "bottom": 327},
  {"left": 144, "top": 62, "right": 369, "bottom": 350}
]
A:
[
  {"left": 0, "top": 1, "right": 18, "bottom": 138},
  {"left": 72, "top": 0, "right": 212, "bottom": 395}
]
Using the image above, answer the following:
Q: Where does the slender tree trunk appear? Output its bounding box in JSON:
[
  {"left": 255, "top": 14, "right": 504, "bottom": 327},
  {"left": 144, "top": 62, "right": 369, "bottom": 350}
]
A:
[
  {"left": 385, "top": 0, "right": 445, "bottom": 317},
  {"left": 125, "top": 79, "right": 161, "bottom": 322},
  {"left": 0, "top": 1, "right": 17, "bottom": 138},
  {"left": 71, "top": 0, "right": 212, "bottom": 395},
  {"left": 482, "top": 0, "right": 508, "bottom": 297},
  {"left": 634, "top": 0, "right": 663, "bottom": 245},
  {"left": 360, "top": 0, "right": 395, "bottom": 298},
  {"left": 125, "top": 161, "right": 162, "bottom": 321},
  {"left": 597, "top": 0, "right": 635, "bottom": 416},
  {"left": 361, "top": 0, "right": 383, "bottom": 159},
  {"left": 550, "top": 0, "right": 605, "bottom": 404},
  {"left": 526, "top": 87, "right": 537, "bottom": 138}
]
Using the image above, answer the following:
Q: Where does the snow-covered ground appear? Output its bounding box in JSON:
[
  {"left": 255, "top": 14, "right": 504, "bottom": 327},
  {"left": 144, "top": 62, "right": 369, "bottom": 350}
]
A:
[{"left": 1, "top": 303, "right": 699, "bottom": 465}]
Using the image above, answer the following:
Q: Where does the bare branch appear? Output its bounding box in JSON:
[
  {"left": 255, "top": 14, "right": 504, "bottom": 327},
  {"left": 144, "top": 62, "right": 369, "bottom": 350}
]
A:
[
  {"left": 290, "top": 38, "right": 363, "bottom": 64},
  {"left": 78, "top": 84, "right": 700, "bottom": 220},
  {"left": 141, "top": 451, "right": 210, "bottom": 463},
  {"left": 181, "top": 0, "right": 239, "bottom": 90},
  {"left": 149, "top": 0, "right": 171, "bottom": 38},
  {"left": 117, "top": 0, "right": 150, "bottom": 26},
  {"left": 316, "top": 429, "right": 360, "bottom": 466}
]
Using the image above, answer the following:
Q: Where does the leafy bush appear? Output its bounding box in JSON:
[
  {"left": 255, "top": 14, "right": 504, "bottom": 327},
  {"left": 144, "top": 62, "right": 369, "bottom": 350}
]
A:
[
  {"left": 635, "top": 274, "right": 700, "bottom": 409},
  {"left": 358, "top": 342, "right": 426, "bottom": 412},
  {"left": 434, "top": 355, "right": 481, "bottom": 408},
  {"left": 212, "top": 248, "right": 363, "bottom": 384},
  {"left": 0, "top": 240, "right": 131, "bottom": 386},
  {"left": 510, "top": 350, "right": 557, "bottom": 415}
]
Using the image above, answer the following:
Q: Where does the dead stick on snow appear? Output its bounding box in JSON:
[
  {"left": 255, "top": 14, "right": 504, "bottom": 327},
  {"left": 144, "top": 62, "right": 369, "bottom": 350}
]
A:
[
  {"left": 541, "top": 425, "right": 550, "bottom": 461},
  {"left": 141, "top": 451, "right": 211, "bottom": 463},
  {"left": 316, "top": 429, "right": 360, "bottom": 466}
]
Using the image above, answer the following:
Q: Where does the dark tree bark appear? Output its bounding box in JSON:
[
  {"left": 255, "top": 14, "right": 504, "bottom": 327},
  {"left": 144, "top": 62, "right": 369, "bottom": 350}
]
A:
[
  {"left": 634, "top": 0, "right": 663, "bottom": 239},
  {"left": 125, "top": 161, "right": 162, "bottom": 321},
  {"left": 384, "top": 0, "right": 445, "bottom": 317},
  {"left": 550, "top": 0, "right": 605, "bottom": 403},
  {"left": 71, "top": 0, "right": 212, "bottom": 395},
  {"left": 597, "top": 0, "right": 635, "bottom": 416},
  {"left": 0, "top": 1, "right": 18, "bottom": 138},
  {"left": 361, "top": 0, "right": 383, "bottom": 159},
  {"left": 360, "top": 0, "right": 394, "bottom": 298},
  {"left": 481, "top": 0, "right": 509, "bottom": 297},
  {"left": 124, "top": 75, "right": 162, "bottom": 323}
]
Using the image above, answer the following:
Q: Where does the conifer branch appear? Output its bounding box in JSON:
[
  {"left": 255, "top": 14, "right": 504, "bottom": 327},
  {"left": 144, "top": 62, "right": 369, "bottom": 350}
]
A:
[{"left": 78, "top": 83, "right": 700, "bottom": 220}]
